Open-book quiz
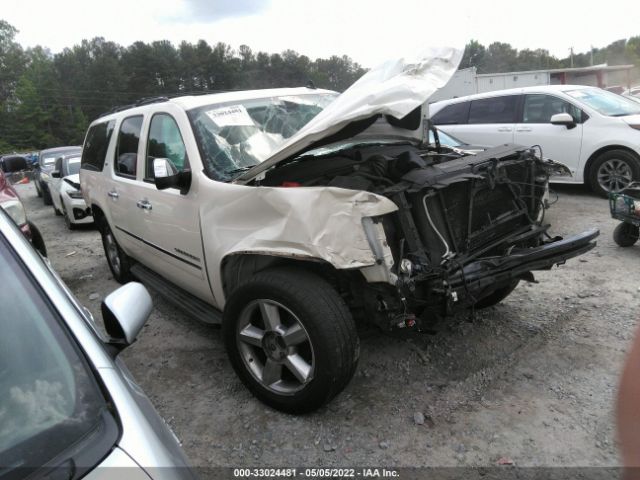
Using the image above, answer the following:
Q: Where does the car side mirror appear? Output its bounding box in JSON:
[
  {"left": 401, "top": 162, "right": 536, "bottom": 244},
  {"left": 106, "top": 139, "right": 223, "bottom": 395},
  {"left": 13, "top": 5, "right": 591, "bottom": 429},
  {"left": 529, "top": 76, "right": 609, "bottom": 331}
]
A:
[
  {"left": 550, "top": 113, "right": 576, "bottom": 129},
  {"left": 101, "top": 282, "right": 152, "bottom": 355},
  {"left": 51, "top": 170, "right": 61, "bottom": 178},
  {"left": 153, "top": 158, "right": 191, "bottom": 195}
]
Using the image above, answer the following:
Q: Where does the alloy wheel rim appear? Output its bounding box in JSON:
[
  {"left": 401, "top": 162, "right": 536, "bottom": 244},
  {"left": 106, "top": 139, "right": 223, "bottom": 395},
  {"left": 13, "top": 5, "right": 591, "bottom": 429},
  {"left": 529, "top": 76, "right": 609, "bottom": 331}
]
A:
[
  {"left": 105, "top": 232, "right": 121, "bottom": 274},
  {"left": 236, "top": 299, "right": 315, "bottom": 394},
  {"left": 597, "top": 159, "right": 633, "bottom": 192}
]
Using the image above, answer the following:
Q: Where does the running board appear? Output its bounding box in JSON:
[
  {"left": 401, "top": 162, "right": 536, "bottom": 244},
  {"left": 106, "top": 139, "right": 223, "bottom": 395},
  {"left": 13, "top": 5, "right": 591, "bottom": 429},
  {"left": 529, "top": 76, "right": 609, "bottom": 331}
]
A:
[{"left": 130, "top": 263, "right": 222, "bottom": 326}]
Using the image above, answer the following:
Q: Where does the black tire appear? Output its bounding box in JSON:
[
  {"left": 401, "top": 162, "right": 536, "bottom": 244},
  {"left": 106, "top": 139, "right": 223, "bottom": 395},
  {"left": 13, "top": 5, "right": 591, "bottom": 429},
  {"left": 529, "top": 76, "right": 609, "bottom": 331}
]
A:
[
  {"left": 28, "top": 221, "right": 47, "bottom": 257},
  {"left": 98, "top": 217, "right": 132, "bottom": 283},
  {"left": 42, "top": 185, "right": 52, "bottom": 205},
  {"left": 63, "top": 205, "right": 77, "bottom": 230},
  {"left": 35, "top": 179, "right": 42, "bottom": 198},
  {"left": 474, "top": 280, "right": 519, "bottom": 309},
  {"left": 222, "top": 267, "right": 359, "bottom": 414},
  {"left": 53, "top": 198, "right": 62, "bottom": 216},
  {"left": 613, "top": 222, "right": 639, "bottom": 247},
  {"left": 588, "top": 149, "right": 640, "bottom": 198}
]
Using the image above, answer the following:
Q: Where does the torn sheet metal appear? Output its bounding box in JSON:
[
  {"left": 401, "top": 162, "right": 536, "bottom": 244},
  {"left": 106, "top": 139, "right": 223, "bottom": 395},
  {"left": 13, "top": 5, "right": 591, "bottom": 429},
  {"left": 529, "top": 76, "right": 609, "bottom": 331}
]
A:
[
  {"left": 200, "top": 184, "right": 398, "bottom": 307},
  {"left": 235, "top": 46, "right": 464, "bottom": 183}
]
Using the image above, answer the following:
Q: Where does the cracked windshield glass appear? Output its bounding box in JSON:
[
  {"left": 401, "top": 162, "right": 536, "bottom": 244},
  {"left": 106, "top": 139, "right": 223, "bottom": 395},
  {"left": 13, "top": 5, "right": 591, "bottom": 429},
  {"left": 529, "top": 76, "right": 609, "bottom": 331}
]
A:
[{"left": 188, "top": 93, "right": 337, "bottom": 181}]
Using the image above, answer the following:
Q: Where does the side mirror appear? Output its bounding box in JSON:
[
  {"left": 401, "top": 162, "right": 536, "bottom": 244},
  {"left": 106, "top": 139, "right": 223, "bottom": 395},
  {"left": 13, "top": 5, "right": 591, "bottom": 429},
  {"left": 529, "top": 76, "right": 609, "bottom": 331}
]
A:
[
  {"left": 51, "top": 170, "right": 61, "bottom": 178},
  {"left": 153, "top": 158, "right": 191, "bottom": 195},
  {"left": 550, "top": 113, "right": 576, "bottom": 129},
  {"left": 101, "top": 282, "right": 152, "bottom": 355},
  {"left": 2, "top": 156, "right": 28, "bottom": 173}
]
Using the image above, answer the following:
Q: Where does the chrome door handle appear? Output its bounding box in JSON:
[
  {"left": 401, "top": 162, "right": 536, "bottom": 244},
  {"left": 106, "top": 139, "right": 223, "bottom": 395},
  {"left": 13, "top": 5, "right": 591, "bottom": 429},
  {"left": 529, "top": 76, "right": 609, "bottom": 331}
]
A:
[
  {"left": 497, "top": 127, "right": 512, "bottom": 132},
  {"left": 516, "top": 127, "right": 532, "bottom": 132},
  {"left": 107, "top": 190, "right": 119, "bottom": 198},
  {"left": 136, "top": 200, "right": 152, "bottom": 210}
]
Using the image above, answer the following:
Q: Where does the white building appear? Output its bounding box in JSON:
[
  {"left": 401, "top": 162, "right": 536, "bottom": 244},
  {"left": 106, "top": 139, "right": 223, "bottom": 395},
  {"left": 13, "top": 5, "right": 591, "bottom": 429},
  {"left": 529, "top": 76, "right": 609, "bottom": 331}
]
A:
[{"left": 430, "top": 64, "right": 635, "bottom": 102}]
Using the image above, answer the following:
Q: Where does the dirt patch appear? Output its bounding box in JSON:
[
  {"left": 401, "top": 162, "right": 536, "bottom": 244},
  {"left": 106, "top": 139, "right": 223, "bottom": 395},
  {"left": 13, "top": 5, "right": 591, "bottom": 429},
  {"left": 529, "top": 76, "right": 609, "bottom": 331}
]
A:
[{"left": 17, "top": 181, "right": 638, "bottom": 467}]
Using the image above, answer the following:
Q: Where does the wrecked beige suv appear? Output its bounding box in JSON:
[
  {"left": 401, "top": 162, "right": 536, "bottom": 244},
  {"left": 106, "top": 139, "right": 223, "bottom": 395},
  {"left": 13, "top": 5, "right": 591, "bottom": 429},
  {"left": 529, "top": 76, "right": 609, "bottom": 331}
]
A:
[{"left": 81, "top": 47, "right": 598, "bottom": 413}]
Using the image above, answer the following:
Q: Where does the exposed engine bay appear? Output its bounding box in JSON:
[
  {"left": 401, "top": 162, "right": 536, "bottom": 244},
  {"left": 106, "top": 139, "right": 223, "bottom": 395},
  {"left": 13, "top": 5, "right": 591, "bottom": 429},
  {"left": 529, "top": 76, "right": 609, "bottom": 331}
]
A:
[{"left": 255, "top": 137, "right": 599, "bottom": 330}]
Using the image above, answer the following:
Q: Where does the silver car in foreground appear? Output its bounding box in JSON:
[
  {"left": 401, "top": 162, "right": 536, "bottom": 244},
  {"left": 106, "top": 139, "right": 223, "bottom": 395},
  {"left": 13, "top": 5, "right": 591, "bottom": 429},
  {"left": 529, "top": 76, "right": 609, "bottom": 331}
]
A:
[{"left": 0, "top": 209, "right": 195, "bottom": 479}]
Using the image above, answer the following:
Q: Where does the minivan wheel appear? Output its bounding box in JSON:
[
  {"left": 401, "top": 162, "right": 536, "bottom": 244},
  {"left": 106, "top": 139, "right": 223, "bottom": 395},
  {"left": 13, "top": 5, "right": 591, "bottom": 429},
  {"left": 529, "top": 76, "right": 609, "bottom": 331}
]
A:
[
  {"left": 98, "top": 218, "right": 132, "bottom": 283},
  {"left": 222, "top": 267, "right": 359, "bottom": 414},
  {"left": 589, "top": 150, "right": 640, "bottom": 198}
]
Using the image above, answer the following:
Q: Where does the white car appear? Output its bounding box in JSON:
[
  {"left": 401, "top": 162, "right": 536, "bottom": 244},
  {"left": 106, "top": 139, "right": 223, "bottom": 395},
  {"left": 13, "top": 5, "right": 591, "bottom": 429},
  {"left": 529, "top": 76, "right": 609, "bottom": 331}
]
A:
[
  {"left": 430, "top": 85, "right": 640, "bottom": 196},
  {"left": 80, "top": 48, "right": 597, "bottom": 413},
  {"left": 50, "top": 154, "right": 93, "bottom": 228}
]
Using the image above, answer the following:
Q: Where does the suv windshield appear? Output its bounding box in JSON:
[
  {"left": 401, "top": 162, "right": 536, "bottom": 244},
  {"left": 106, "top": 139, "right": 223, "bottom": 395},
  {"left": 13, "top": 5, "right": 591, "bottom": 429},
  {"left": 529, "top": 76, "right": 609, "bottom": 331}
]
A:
[
  {"left": 188, "top": 93, "right": 337, "bottom": 181},
  {"left": 0, "top": 236, "right": 115, "bottom": 475},
  {"left": 65, "top": 157, "right": 81, "bottom": 176},
  {"left": 566, "top": 88, "right": 640, "bottom": 117}
]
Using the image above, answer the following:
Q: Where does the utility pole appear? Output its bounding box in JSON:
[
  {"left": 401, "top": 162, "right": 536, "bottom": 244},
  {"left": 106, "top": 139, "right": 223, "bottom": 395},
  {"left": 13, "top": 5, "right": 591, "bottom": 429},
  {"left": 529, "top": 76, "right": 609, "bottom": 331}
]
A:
[
  {"left": 569, "top": 47, "right": 574, "bottom": 68},
  {"left": 590, "top": 46, "right": 594, "bottom": 66}
]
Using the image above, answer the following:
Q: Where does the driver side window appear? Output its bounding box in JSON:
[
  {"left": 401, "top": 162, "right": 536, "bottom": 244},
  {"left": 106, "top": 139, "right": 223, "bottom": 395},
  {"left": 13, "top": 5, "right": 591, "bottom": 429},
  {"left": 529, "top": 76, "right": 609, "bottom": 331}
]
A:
[{"left": 146, "top": 114, "right": 188, "bottom": 180}]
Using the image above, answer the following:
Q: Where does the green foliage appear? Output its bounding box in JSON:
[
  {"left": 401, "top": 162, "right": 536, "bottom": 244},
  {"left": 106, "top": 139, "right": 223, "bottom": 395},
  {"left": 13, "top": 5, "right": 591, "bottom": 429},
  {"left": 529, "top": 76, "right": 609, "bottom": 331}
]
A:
[{"left": 0, "top": 17, "right": 638, "bottom": 153}]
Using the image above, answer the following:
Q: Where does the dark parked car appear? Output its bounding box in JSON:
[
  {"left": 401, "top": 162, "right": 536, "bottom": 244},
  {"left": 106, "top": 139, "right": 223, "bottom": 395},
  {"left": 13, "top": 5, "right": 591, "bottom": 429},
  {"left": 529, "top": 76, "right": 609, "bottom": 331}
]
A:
[{"left": 35, "top": 146, "right": 81, "bottom": 205}]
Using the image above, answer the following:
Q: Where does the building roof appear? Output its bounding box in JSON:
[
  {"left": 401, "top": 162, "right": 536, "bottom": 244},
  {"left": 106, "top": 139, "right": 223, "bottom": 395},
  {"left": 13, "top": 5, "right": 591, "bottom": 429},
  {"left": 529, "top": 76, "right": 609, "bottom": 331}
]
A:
[{"left": 476, "top": 64, "right": 635, "bottom": 78}]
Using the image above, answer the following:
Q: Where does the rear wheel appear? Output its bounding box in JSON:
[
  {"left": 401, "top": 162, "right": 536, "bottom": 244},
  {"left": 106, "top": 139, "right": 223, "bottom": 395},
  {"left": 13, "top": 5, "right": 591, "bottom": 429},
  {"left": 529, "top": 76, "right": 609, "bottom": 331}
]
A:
[
  {"left": 474, "top": 280, "right": 519, "bottom": 309},
  {"left": 222, "top": 267, "right": 359, "bottom": 413},
  {"left": 589, "top": 150, "right": 640, "bottom": 198},
  {"left": 613, "top": 222, "right": 639, "bottom": 247},
  {"left": 35, "top": 180, "right": 42, "bottom": 198},
  {"left": 42, "top": 185, "right": 52, "bottom": 205},
  {"left": 98, "top": 218, "right": 132, "bottom": 283}
]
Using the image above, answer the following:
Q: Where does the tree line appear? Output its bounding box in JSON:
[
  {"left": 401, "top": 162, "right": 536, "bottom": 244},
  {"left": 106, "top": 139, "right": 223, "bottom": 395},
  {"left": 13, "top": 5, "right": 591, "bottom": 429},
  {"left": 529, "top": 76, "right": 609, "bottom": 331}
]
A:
[{"left": 1, "top": 18, "right": 640, "bottom": 152}]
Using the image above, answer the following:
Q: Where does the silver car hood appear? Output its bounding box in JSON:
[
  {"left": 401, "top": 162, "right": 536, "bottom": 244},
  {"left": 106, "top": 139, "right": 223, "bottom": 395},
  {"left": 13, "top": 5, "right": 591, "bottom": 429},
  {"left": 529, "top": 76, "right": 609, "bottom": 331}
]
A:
[{"left": 235, "top": 46, "right": 463, "bottom": 183}]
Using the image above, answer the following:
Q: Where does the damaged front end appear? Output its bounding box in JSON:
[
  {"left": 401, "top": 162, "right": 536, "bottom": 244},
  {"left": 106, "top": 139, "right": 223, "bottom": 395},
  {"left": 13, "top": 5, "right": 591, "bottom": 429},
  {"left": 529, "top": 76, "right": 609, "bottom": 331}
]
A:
[{"left": 259, "top": 141, "right": 599, "bottom": 330}]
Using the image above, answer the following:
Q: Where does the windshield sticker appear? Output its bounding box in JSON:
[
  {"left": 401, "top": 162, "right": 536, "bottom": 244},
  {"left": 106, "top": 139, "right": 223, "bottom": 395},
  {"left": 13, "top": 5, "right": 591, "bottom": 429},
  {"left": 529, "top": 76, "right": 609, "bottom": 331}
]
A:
[{"left": 205, "top": 105, "right": 255, "bottom": 127}]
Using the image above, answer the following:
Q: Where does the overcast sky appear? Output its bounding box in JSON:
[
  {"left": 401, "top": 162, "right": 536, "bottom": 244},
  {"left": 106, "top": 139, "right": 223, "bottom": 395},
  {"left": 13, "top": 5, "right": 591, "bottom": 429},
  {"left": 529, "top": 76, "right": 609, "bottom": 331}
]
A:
[{"left": 3, "top": 0, "right": 639, "bottom": 68}]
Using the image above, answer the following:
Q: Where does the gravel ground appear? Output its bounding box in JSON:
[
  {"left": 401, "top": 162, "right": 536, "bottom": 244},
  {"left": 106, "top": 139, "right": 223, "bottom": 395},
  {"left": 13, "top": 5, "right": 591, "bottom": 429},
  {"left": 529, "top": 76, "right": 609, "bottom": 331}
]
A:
[{"left": 16, "top": 181, "right": 639, "bottom": 469}]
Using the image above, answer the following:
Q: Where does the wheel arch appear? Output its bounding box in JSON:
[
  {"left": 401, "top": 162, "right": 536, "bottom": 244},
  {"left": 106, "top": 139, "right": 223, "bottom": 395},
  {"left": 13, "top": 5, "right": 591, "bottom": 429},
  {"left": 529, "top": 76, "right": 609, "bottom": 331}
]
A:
[
  {"left": 219, "top": 252, "right": 365, "bottom": 306},
  {"left": 584, "top": 145, "right": 640, "bottom": 186}
]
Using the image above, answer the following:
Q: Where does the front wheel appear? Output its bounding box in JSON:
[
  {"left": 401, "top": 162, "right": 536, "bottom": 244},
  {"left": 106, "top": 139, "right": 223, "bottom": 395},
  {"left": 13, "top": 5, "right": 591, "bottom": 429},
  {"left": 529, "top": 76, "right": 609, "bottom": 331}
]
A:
[
  {"left": 589, "top": 150, "right": 640, "bottom": 198},
  {"left": 98, "top": 218, "right": 132, "bottom": 283},
  {"left": 222, "top": 267, "right": 359, "bottom": 413},
  {"left": 613, "top": 222, "right": 639, "bottom": 247},
  {"left": 473, "top": 280, "right": 519, "bottom": 309}
]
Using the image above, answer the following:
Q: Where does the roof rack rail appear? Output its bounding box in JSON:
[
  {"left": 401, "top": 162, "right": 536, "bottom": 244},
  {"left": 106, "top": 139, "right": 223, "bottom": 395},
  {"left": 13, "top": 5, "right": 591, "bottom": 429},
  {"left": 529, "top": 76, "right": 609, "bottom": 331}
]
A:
[{"left": 136, "top": 96, "right": 169, "bottom": 106}]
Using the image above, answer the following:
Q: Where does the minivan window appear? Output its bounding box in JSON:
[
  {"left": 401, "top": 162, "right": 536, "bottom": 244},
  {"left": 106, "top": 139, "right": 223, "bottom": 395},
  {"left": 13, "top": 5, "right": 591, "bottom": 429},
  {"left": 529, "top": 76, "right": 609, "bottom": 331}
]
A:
[
  {"left": 0, "top": 236, "right": 117, "bottom": 475},
  {"left": 468, "top": 95, "right": 518, "bottom": 124},
  {"left": 81, "top": 120, "right": 115, "bottom": 172},
  {"left": 146, "top": 114, "right": 188, "bottom": 180},
  {"left": 523, "top": 94, "right": 584, "bottom": 123},
  {"left": 115, "top": 116, "right": 143, "bottom": 178},
  {"left": 566, "top": 88, "right": 640, "bottom": 117},
  {"left": 431, "top": 101, "right": 469, "bottom": 125}
]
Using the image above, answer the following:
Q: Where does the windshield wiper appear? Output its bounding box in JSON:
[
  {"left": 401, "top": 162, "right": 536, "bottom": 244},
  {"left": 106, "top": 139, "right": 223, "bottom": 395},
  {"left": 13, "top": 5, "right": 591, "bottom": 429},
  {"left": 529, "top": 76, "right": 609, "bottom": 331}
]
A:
[{"left": 224, "top": 166, "right": 254, "bottom": 175}]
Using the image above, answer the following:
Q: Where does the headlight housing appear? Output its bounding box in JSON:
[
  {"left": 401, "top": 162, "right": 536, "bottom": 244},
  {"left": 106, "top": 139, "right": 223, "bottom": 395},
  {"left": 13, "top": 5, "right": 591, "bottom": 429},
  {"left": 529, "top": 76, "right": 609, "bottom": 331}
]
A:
[
  {"left": 1, "top": 199, "right": 27, "bottom": 226},
  {"left": 67, "top": 190, "right": 84, "bottom": 199}
]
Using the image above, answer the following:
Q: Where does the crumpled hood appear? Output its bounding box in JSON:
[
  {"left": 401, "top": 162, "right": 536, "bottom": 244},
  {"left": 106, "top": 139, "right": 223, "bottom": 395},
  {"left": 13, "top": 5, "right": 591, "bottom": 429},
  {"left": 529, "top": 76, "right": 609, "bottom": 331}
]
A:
[{"left": 235, "top": 46, "right": 463, "bottom": 183}]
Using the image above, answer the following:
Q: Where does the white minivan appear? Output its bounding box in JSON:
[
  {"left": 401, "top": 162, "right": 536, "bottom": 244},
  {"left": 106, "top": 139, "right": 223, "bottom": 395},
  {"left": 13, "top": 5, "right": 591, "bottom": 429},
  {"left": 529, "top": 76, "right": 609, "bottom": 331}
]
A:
[{"left": 430, "top": 85, "right": 640, "bottom": 196}]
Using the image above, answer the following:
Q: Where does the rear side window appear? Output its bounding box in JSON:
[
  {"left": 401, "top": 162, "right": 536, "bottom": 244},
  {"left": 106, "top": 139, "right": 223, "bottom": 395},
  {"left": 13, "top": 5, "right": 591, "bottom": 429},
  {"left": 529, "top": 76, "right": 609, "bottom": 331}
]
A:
[
  {"left": 468, "top": 96, "right": 518, "bottom": 124},
  {"left": 146, "top": 114, "right": 188, "bottom": 180},
  {"left": 522, "top": 94, "right": 584, "bottom": 124},
  {"left": 115, "top": 116, "right": 143, "bottom": 178},
  {"left": 81, "top": 120, "right": 115, "bottom": 172},
  {"left": 431, "top": 102, "right": 469, "bottom": 125}
]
